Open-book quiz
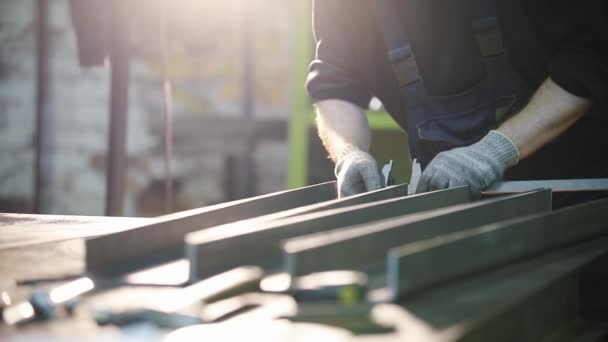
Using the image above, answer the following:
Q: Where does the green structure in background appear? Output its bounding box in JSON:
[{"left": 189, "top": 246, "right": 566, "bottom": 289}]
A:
[
  {"left": 287, "top": 1, "right": 412, "bottom": 189},
  {"left": 286, "top": 0, "right": 312, "bottom": 189}
]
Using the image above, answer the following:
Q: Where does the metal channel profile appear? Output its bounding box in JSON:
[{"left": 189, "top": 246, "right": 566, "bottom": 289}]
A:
[
  {"left": 397, "top": 236, "right": 608, "bottom": 341},
  {"left": 86, "top": 182, "right": 337, "bottom": 276},
  {"left": 250, "top": 183, "right": 408, "bottom": 221},
  {"left": 205, "top": 184, "right": 408, "bottom": 230},
  {"left": 388, "top": 197, "right": 608, "bottom": 298},
  {"left": 484, "top": 178, "right": 608, "bottom": 194},
  {"left": 185, "top": 184, "right": 406, "bottom": 236},
  {"left": 284, "top": 190, "right": 552, "bottom": 277},
  {"left": 186, "top": 187, "right": 471, "bottom": 280}
]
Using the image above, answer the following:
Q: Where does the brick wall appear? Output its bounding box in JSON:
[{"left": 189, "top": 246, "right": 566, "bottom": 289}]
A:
[{"left": 0, "top": 0, "right": 291, "bottom": 216}]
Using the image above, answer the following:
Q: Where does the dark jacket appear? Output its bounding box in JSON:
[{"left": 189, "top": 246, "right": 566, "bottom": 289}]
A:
[{"left": 306, "top": 0, "right": 608, "bottom": 181}]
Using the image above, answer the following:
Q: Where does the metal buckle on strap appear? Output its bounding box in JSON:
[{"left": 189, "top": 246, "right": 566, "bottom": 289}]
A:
[{"left": 388, "top": 46, "right": 420, "bottom": 86}]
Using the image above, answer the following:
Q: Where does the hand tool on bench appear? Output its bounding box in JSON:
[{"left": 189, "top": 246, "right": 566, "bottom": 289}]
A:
[
  {"left": 95, "top": 266, "right": 264, "bottom": 329},
  {"left": 261, "top": 270, "right": 369, "bottom": 304},
  {"left": 290, "top": 270, "right": 368, "bottom": 304},
  {"left": 0, "top": 279, "right": 14, "bottom": 317},
  {"left": 2, "top": 277, "right": 94, "bottom": 325},
  {"left": 2, "top": 268, "right": 188, "bottom": 326}
]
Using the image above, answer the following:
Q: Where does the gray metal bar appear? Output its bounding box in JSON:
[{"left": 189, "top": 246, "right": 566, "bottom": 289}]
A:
[
  {"left": 484, "top": 179, "right": 608, "bottom": 194},
  {"left": 212, "top": 183, "right": 405, "bottom": 232},
  {"left": 187, "top": 184, "right": 408, "bottom": 243},
  {"left": 0, "top": 214, "right": 152, "bottom": 250},
  {"left": 388, "top": 197, "right": 608, "bottom": 297},
  {"left": 86, "top": 182, "right": 337, "bottom": 276},
  {"left": 186, "top": 184, "right": 408, "bottom": 278},
  {"left": 252, "top": 183, "right": 409, "bottom": 222},
  {"left": 397, "top": 237, "right": 608, "bottom": 341},
  {"left": 187, "top": 186, "right": 471, "bottom": 280},
  {"left": 284, "top": 190, "right": 552, "bottom": 277},
  {"left": 572, "top": 324, "right": 608, "bottom": 342}
]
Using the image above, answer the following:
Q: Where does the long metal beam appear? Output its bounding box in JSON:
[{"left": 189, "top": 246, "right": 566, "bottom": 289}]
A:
[
  {"left": 388, "top": 197, "right": 608, "bottom": 298},
  {"left": 220, "top": 183, "right": 409, "bottom": 224},
  {"left": 396, "top": 237, "right": 608, "bottom": 341},
  {"left": 284, "top": 190, "right": 552, "bottom": 277},
  {"left": 187, "top": 186, "right": 471, "bottom": 279},
  {"left": 86, "top": 182, "right": 337, "bottom": 276},
  {"left": 484, "top": 179, "right": 608, "bottom": 194}
]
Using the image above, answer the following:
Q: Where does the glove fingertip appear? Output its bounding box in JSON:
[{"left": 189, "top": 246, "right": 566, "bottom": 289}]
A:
[
  {"left": 359, "top": 168, "right": 383, "bottom": 192},
  {"left": 415, "top": 174, "right": 431, "bottom": 194},
  {"left": 338, "top": 182, "right": 355, "bottom": 198},
  {"left": 368, "top": 174, "right": 384, "bottom": 191}
]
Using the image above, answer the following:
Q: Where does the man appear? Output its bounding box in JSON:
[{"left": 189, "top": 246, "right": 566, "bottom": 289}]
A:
[{"left": 306, "top": 0, "right": 607, "bottom": 204}]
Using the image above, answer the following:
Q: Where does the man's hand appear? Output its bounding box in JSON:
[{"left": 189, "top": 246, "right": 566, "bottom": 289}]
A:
[
  {"left": 335, "top": 145, "right": 384, "bottom": 197},
  {"left": 416, "top": 78, "right": 592, "bottom": 196},
  {"left": 416, "top": 131, "right": 519, "bottom": 195},
  {"left": 314, "top": 99, "right": 381, "bottom": 198}
]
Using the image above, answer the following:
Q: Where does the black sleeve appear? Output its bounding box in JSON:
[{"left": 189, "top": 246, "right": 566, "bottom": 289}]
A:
[
  {"left": 547, "top": 2, "right": 608, "bottom": 108},
  {"left": 305, "top": 0, "right": 372, "bottom": 109}
]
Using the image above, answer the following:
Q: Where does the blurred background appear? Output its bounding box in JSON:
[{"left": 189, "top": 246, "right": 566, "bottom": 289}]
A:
[{"left": 0, "top": 0, "right": 409, "bottom": 217}]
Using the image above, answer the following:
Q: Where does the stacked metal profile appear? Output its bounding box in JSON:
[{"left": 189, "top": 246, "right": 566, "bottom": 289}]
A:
[{"left": 79, "top": 181, "right": 608, "bottom": 340}]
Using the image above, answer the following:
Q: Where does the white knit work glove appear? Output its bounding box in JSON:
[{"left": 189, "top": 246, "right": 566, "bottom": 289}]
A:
[
  {"left": 335, "top": 145, "right": 384, "bottom": 198},
  {"left": 416, "top": 130, "right": 520, "bottom": 196}
]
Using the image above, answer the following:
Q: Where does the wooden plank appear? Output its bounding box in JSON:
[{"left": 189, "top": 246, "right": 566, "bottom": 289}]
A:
[
  {"left": 284, "top": 190, "right": 552, "bottom": 277},
  {"left": 186, "top": 187, "right": 471, "bottom": 279},
  {"left": 388, "top": 197, "right": 608, "bottom": 297},
  {"left": 86, "top": 182, "right": 337, "bottom": 276}
]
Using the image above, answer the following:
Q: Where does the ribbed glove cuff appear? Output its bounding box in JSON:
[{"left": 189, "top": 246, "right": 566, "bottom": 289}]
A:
[
  {"left": 334, "top": 145, "right": 363, "bottom": 177},
  {"left": 478, "top": 130, "right": 520, "bottom": 168}
]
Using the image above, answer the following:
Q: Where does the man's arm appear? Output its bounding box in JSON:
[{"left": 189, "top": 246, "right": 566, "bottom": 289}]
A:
[
  {"left": 316, "top": 99, "right": 371, "bottom": 160},
  {"left": 306, "top": 1, "right": 388, "bottom": 197},
  {"left": 416, "top": 78, "right": 593, "bottom": 194},
  {"left": 497, "top": 78, "right": 592, "bottom": 159},
  {"left": 316, "top": 99, "right": 383, "bottom": 197}
]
